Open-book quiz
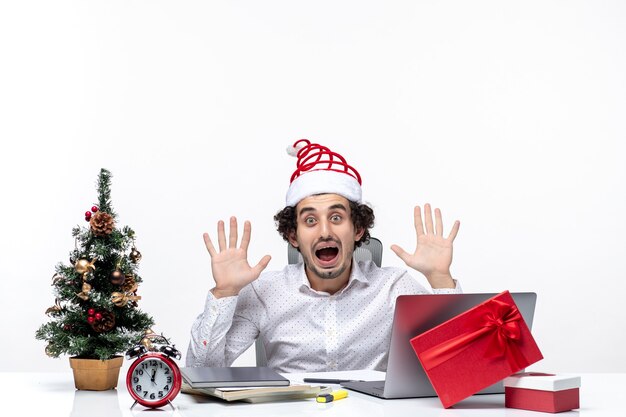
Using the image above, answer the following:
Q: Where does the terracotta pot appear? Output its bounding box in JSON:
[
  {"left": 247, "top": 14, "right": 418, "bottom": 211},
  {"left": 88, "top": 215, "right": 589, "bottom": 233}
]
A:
[{"left": 69, "top": 356, "right": 123, "bottom": 391}]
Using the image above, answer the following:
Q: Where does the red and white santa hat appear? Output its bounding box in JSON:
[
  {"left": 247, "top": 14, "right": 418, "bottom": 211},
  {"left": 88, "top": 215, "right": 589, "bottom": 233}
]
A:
[{"left": 285, "top": 139, "right": 362, "bottom": 207}]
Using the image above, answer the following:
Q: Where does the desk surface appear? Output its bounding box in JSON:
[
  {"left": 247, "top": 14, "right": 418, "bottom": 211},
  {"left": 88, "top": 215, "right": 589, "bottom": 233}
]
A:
[{"left": 5, "top": 371, "right": 620, "bottom": 417}]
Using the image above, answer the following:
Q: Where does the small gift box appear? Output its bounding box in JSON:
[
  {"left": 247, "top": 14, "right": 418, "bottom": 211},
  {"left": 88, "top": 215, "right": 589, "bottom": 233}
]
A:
[
  {"left": 409, "top": 290, "right": 543, "bottom": 408},
  {"left": 504, "top": 372, "right": 581, "bottom": 413}
]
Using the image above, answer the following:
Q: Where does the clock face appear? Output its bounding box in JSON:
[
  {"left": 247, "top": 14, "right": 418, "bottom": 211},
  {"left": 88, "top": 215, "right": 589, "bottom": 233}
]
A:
[{"left": 126, "top": 353, "right": 181, "bottom": 408}]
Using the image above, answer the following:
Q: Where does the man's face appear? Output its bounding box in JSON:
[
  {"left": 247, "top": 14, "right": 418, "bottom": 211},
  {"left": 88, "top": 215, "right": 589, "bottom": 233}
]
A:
[{"left": 288, "top": 194, "right": 364, "bottom": 281}]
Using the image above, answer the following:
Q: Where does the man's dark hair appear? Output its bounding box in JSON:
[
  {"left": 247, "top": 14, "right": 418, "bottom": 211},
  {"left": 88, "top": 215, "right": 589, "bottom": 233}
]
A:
[{"left": 274, "top": 199, "right": 375, "bottom": 248}]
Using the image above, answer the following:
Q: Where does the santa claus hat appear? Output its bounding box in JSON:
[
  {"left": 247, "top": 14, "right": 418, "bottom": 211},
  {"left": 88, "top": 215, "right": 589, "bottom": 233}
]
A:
[{"left": 285, "top": 139, "right": 362, "bottom": 207}]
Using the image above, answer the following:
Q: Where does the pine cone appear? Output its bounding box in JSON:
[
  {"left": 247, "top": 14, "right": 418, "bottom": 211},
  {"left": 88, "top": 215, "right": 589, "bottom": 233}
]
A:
[
  {"left": 122, "top": 275, "right": 137, "bottom": 292},
  {"left": 91, "top": 311, "right": 116, "bottom": 333},
  {"left": 89, "top": 212, "right": 115, "bottom": 237}
]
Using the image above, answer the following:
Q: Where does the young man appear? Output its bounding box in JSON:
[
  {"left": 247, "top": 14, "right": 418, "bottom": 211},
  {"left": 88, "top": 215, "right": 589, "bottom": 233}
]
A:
[{"left": 186, "top": 139, "right": 461, "bottom": 373}]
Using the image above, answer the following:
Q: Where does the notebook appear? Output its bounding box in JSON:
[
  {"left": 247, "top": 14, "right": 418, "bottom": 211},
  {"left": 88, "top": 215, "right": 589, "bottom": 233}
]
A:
[
  {"left": 180, "top": 366, "right": 290, "bottom": 388},
  {"left": 341, "top": 292, "right": 538, "bottom": 399}
]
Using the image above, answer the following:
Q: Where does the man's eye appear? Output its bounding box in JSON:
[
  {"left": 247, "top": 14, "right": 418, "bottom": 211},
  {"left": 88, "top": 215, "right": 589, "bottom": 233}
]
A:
[
  {"left": 331, "top": 215, "right": 342, "bottom": 222},
  {"left": 305, "top": 217, "right": 316, "bottom": 225}
]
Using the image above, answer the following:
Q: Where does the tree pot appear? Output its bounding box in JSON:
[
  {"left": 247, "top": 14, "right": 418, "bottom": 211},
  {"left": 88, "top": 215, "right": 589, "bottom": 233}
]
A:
[{"left": 69, "top": 356, "right": 123, "bottom": 391}]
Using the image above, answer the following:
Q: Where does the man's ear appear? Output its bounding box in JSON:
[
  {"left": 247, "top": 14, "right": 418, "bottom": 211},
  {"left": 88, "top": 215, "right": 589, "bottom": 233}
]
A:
[
  {"left": 287, "top": 231, "right": 298, "bottom": 248},
  {"left": 355, "top": 227, "right": 365, "bottom": 243}
]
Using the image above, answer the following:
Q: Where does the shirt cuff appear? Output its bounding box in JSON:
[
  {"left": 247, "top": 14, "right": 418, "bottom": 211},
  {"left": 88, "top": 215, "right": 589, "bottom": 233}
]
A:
[
  {"left": 432, "top": 279, "right": 462, "bottom": 294},
  {"left": 204, "top": 290, "right": 238, "bottom": 317}
]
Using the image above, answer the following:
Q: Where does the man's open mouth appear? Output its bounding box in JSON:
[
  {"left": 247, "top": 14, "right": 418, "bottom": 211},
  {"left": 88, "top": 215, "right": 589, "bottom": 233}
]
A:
[{"left": 315, "top": 244, "right": 340, "bottom": 266}]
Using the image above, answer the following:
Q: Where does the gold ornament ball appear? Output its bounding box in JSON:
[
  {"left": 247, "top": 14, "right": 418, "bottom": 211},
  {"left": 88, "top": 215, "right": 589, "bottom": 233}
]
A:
[
  {"left": 81, "top": 282, "right": 92, "bottom": 293},
  {"left": 130, "top": 248, "right": 142, "bottom": 263},
  {"left": 45, "top": 344, "right": 55, "bottom": 357},
  {"left": 110, "top": 270, "right": 125, "bottom": 285},
  {"left": 141, "top": 337, "right": 153, "bottom": 350},
  {"left": 75, "top": 259, "right": 95, "bottom": 274}
]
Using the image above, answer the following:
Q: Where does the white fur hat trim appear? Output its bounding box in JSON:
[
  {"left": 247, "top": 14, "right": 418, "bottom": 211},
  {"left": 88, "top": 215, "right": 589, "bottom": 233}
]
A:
[{"left": 286, "top": 169, "right": 362, "bottom": 207}]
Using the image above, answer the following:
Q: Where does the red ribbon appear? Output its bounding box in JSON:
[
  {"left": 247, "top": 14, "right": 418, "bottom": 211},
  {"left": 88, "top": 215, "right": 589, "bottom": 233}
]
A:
[{"left": 419, "top": 298, "right": 527, "bottom": 371}]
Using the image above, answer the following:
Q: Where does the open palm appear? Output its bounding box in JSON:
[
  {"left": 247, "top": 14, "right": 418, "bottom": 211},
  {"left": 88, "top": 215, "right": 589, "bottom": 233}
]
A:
[
  {"left": 391, "top": 204, "right": 460, "bottom": 287},
  {"left": 204, "top": 217, "right": 271, "bottom": 298}
]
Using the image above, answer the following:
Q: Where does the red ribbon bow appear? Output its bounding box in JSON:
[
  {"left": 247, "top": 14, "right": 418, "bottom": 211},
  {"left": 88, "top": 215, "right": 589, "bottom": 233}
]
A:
[{"left": 419, "top": 298, "right": 527, "bottom": 371}]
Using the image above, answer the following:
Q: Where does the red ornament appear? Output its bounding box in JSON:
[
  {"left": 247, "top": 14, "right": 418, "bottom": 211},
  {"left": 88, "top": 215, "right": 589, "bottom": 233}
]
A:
[
  {"left": 85, "top": 211, "right": 92, "bottom": 218},
  {"left": 91, "top": 206, "right": 99, "bottom": 213},
  {"left": 95, "top": 312, "right": 103, "bottom": 321},
  {"left": 87, "top": 308, "right": 95, "bottom": 316},
  {"left": 87, "top": 316, "right": 95, "bottom": 324}
]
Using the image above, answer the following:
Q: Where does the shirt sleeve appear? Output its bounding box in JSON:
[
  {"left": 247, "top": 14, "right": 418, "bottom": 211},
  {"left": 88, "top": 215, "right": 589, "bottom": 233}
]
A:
[
  {"left": 389, "top": 268, "right": 463, "bottom": 300},
  {"left": 185, "top": 287, "right": 261, "bottom": 367}
]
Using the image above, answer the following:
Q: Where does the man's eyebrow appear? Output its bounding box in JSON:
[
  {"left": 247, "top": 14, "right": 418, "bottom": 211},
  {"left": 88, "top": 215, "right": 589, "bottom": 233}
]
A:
[
  {"left": 328, "top": 203, "right": 348, "bottom": 212},
  {"left": 298, "top": 207, "right": 316, "bottom": 216},
  {"left": 297, "top": 203, "right": 347, "bottom": 217}
]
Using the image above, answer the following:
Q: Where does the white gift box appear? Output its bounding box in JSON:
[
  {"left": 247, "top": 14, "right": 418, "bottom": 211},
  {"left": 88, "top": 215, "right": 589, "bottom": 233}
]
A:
[{"left": 503, "top": 372, "right": 581, "bottom": 413}]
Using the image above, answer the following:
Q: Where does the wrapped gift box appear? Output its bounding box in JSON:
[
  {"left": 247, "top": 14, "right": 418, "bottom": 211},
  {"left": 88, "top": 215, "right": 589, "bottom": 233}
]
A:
[
  {"left": 504, "top": 372, "right": 581, "bottom": 413},
  {"left": 409, "top": 290, "right": 543, "bottom": 408}
]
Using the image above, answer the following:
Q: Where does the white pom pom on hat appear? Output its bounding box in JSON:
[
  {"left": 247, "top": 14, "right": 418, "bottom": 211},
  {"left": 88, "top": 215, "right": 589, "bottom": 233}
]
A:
[
  {"left": 286, "top": 140, "right": 307, "bottom": 157},
  {"left": 285, "top": 139, "right": 362, "bottom": 207}
]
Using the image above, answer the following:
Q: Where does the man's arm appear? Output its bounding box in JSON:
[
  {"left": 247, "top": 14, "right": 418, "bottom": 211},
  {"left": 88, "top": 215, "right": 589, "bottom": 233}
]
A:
[
  {"left": 391, "top": 204, "right": 460, "bottom": 289},
  {"left": 186, "top": 217, "right": 270, "bottom": 366},
  {"left": 186, "top": 288, "right": 261, "bottom": 367}
]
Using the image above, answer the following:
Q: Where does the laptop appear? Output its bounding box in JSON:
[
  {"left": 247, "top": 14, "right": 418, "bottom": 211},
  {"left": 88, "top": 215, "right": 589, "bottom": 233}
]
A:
[{"left": 342, "top": 292, "right": 537, "bottom": 399}]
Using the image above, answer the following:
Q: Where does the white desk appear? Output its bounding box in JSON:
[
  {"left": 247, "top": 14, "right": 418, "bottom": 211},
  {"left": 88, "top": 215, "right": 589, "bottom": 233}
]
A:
[{"left": 5, "top": 371, "right": 620, "bottom": 416}]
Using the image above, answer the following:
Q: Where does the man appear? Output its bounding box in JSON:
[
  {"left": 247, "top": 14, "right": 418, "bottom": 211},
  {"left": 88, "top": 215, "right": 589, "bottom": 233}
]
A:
[{"left": 186, "top": 139, "right": 461, "bottom": 373}]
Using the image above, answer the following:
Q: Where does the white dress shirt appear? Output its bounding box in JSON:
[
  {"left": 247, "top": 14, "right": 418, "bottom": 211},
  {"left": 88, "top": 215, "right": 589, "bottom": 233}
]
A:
[{"left": 186, "top": 260, "right": 461, "bottom": 373}]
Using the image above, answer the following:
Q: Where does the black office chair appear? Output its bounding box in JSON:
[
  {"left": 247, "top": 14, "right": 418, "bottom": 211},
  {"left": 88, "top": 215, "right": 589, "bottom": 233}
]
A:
[
  {"left": 287, "top": 237, "right": 383, "bottom": 267},
  {"left": 255, "top": 237, "right": 383, "bottom": 366}
]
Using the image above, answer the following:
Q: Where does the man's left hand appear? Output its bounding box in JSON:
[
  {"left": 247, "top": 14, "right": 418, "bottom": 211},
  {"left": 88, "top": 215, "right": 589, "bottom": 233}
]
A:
[{"left": 391, "top": 204, "right": 460, "bottom": 289}]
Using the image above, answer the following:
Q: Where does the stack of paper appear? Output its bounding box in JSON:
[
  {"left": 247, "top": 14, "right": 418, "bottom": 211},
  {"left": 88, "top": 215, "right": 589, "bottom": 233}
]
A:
[
  {"left": 179, "top": 367, "right": 333, "bottom": 403},
  {"left": 182, "top": 382, "right": 330, "bottom": 403}
]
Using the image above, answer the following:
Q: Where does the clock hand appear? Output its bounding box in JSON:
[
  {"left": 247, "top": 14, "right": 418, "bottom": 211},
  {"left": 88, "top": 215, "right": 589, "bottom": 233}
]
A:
[{"left": 151, "top": 369, "right": 156, "bottom": 385}]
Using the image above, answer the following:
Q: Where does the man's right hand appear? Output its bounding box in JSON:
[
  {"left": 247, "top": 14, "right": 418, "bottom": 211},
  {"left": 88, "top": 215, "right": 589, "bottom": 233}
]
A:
[{"left": 204, "top": 217, "right": 271, "bottom": 298}]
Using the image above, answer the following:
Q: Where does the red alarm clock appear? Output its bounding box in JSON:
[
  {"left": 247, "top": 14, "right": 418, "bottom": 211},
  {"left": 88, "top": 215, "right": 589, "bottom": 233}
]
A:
[{"left": 126, "top": 341, "right": 182, "bottom": 409}]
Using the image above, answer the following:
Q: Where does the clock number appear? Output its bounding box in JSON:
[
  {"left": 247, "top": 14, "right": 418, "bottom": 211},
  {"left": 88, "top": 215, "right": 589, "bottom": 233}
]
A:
[
  {"left": 135, "top": 369, "right": 144, "bottom": 376},
  {"left": 164, "top": 384, "right": 170, "bottom": 392},
  {"left": 143, "top": 391, "right": 148, "bottom": 397},
  {"left": 164, "top": 368, "right": 170, "bottom": 374},
  {"left": 133, "top": 377, "right": 139, "bottom": 383},
  {"left": 135, "top": 384, "right": 142, "bottom": 392},
  {"left": 167, "top": 376, "right": 172, "bottom": 383},
  {"left": 158, "top": 391, "right": 164, "bottom": 398},
  {"left": 150, "top": 393, "right": 156, "bottom": 400}
]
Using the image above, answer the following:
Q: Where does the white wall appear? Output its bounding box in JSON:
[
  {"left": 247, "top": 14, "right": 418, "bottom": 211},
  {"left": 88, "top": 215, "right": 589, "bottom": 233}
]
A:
[{"left": 1, "top": 1, "right": 624, "bottom": 373}]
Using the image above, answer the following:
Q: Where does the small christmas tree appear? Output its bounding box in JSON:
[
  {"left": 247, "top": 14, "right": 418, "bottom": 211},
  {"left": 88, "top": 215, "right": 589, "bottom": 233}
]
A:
[{"left": 36, "top": 168, "right": 154, "bottom": 361}]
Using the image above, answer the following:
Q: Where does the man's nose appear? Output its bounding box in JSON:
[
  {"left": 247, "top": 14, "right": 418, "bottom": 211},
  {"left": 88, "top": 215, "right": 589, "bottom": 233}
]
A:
[{"left": 319, "top": 219, "right": 331, "bottom": 238}]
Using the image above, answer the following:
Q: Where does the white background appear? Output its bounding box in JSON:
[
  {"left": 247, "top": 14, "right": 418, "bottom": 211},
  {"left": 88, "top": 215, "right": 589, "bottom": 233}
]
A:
[{"left": 1, "top": 1, "right": 624, "bottom": 373}]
